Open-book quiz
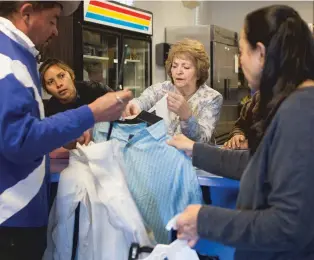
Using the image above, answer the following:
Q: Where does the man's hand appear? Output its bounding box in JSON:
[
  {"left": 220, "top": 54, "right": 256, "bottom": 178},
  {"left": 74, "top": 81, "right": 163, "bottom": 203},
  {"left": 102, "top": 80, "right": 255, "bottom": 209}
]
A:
[
  {"left": 167, "top": 91, "right": 192, "bottom": 121},
  {"left": 88, "top": 90, "right": 133, "bottom": 122},
  {"left": 63, "top": 130, "right": 92, "bottom": 150}
]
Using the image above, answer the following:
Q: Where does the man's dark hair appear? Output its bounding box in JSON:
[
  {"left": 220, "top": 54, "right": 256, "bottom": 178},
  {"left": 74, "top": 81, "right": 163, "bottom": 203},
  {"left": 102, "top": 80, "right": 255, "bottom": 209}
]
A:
[{"left": 0, "top": 1, "right": 61, "bottom": 18}]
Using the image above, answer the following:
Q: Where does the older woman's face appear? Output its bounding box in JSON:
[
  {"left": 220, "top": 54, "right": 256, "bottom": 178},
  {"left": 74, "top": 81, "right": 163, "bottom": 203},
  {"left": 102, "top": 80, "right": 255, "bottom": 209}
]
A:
[
  {"left": 239, "top": 29, "right": 265, "bottom": 90},
  {"left": 44, "top": 65, "right": 76, "bottom": 103},
  {"left": 170, "top": 56, "right": 197, "bottom": 89}
]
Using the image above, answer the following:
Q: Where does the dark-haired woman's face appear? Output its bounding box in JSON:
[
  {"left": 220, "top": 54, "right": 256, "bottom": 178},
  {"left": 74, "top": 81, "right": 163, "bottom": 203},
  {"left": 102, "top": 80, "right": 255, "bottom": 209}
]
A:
[
  {"left": 239, "top": 29, "right": 265, "bottom": 90},
  {"left": 44, "top": 65, "right": 76, "bottom": 103}
]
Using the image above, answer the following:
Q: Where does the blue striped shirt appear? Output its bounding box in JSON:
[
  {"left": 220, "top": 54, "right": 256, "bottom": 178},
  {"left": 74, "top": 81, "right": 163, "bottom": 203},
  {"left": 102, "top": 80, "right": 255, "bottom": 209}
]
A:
[{"left": 93, "top": 120, "right": 203, "bottom": 243}]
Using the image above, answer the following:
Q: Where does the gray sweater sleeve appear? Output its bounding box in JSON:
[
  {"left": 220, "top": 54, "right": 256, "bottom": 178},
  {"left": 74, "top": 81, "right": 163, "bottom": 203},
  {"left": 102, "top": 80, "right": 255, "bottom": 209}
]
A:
[
  {"left": 196, "top": 94, "right": 314, "bottom": 251},
  {"left": 192, "top": 143, "right": 250, "bottom": 180}
]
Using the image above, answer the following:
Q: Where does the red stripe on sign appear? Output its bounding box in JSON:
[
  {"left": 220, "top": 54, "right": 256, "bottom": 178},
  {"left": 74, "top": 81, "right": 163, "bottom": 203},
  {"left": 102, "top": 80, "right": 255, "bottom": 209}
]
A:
[{"left": 89, "top": 1, "right": 151, "bottom": 21}]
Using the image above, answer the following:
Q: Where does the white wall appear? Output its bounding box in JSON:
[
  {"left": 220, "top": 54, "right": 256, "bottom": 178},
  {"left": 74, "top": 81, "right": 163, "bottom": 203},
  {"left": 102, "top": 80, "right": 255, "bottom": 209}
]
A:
[
  {"left": 195, "top": 1, "right": 212, "bottom": 25},
  {"left": 207, "top": 1, "right": 313, "bottom": 34},
  {"left": 134, "top": 1, "right": 196, "bottom": 83},
  {"left": 134, "top": 1, "right": 313, "bottom": 83}
]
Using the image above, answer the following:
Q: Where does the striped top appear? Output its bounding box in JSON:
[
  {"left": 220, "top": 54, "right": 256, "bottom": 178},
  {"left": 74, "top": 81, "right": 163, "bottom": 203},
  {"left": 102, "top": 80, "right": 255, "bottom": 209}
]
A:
[
  {"left": 93, "top": 120, "right": 203, "bottom": 243},
  {"left": 84, "top": 0, "right": 153, "bottom": 35}
]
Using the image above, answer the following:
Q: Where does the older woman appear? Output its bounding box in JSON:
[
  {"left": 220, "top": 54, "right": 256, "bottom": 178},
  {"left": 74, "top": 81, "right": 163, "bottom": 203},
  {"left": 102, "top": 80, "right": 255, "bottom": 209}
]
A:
[
  {"left": 169, "top": 5, "right": 314, "bottom": 260},
  {"left": 124, "top": 38, "right": 223, "bottom": 143}
]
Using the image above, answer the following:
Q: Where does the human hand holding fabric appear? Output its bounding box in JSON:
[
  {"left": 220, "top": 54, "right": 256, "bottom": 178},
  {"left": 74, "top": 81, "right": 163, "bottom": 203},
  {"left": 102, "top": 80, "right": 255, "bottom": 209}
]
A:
[
  {"left": 63, "top": 129, "right": 92, "bottom": 150},
  {"left": 176, "top": 205, "right": 202, "bottom": 247},
  {"left": 167, "top": 134, "right": 195, "bottom": 157},
  {"left": 122, "top": 102, "right": 141, "bottom": 117}
]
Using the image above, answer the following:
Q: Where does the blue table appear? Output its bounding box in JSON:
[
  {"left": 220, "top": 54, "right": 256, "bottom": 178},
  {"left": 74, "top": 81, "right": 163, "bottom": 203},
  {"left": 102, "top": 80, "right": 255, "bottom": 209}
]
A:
[{"left": 195, "top": 169, "right": 240, "bottom": 260}]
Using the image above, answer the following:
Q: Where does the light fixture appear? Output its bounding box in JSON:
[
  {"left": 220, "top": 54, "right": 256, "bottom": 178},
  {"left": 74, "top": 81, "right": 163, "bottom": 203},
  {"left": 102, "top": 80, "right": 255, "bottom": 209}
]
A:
[{"left": 182, "top": 0, "right": 200, "bottom": 9}]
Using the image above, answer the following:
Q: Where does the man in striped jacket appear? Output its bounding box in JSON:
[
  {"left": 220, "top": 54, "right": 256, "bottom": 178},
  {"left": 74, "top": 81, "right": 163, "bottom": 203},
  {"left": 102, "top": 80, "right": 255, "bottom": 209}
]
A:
[{"left": 0, "top": 2, "right": 132, "bottom": 259}]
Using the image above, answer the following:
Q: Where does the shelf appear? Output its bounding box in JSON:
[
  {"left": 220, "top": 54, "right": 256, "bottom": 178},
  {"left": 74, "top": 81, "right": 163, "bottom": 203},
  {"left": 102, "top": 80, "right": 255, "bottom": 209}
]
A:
[
  {"left": 83, "top": 55, "right": 109, "bottom": 62},
  {"left": 113, "top": 59, "right": 141, "bottom": 64},
  {"left": 124, "top": 86, "right": 141, "bottom": 89},
  {"left": 125, "top": 59, "right": 140, "bottom": 63}
]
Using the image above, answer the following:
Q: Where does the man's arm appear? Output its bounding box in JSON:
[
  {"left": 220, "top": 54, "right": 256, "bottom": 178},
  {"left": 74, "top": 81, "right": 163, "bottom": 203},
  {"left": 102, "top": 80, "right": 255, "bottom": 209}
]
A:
[{"left": 0, "top": 75, "right": 94, "bottom": 163}]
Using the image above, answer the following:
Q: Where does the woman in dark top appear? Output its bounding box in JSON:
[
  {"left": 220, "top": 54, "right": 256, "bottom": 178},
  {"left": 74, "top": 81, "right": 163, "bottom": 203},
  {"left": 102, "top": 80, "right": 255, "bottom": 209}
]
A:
[
  {"left": 39, "top": 58, "right": 112, "bottom": 117},
  {"left": 223, "top": 91, "right": 260, "bottom": 150},
  {"left": 168, "top": 5, "right": 314, "bottom": 259},
  {"left": 40, "top": 58, "right": 113, "bottom": 149}
]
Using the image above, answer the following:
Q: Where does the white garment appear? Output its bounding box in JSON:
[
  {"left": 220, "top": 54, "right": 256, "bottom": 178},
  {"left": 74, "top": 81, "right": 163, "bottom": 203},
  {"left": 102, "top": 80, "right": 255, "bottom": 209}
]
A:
[
  {"left": 142, "top": 216, "right": 199, "bottom": 260},
  {"left": 44, "top": 140, "right": 154, "bottom": 260},
  {"left": 142, "top": 240, "right": 199, "bottom": 260},
  {"left": 148, "top": 94, "right": 171, "bottom": 128}
]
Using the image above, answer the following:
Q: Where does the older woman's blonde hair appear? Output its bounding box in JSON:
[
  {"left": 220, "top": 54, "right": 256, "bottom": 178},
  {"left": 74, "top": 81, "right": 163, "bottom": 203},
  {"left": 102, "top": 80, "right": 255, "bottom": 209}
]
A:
[{"left": 165, "top": 38, "right": 209, "bottom": 87}]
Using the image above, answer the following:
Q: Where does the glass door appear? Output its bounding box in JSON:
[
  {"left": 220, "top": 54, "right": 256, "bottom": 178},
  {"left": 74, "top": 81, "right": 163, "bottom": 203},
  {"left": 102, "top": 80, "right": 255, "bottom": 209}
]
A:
[
  {"left": 121, "top": 37, "right": 151, "bottom": 97},
  {"left": 82, "top": 28, "right": 119, "bottom": 89}
]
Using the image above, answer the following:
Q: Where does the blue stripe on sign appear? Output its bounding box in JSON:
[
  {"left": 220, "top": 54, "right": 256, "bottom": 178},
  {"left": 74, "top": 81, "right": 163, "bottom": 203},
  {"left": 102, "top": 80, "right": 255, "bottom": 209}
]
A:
[{"left": 85, "top": 12, "right": 149, "bottom": 31}]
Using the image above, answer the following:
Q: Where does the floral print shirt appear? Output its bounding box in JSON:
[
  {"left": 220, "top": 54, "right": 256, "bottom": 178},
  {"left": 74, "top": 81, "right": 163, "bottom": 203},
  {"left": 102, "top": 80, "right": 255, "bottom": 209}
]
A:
[{"left": 133, "top": 81, "right": 223, "bottom": 142}]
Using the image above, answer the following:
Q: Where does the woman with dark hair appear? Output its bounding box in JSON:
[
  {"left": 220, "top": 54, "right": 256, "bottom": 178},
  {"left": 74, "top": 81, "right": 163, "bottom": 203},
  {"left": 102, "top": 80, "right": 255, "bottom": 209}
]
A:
[
  {"left": 39, "top": 58, "right": 113, "bottom": 117},
  {"left": 168, "top": 5, "right": 314, "bottom": 259},
  {"left": 40, "top": 58, "right": 114, "bottom": 151},
  {"left": 223, "top": 90, "right": 260, "bottom": 150}
]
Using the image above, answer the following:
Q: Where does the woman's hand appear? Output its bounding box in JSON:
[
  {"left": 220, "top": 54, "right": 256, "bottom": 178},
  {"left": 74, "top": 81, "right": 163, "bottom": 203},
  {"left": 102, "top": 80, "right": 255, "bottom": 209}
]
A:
[
  {"left": 176, "top": 205, "right": 202, "bottom": 247},
  {"left": 223, "top": 134, "right": 248, "bottom": 150},
  {"left": 167, "top": 134, "right": 195, "bottom": 157},
  {"left": 123, "top": 102, "right": 141, "bottom": 117},
  {"left": 167, "top": 91, "right": 192, "bottom": 120}
]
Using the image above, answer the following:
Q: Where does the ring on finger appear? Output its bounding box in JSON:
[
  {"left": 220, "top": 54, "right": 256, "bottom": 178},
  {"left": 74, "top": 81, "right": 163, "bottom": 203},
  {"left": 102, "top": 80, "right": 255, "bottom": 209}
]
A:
[{"left": 115, "top": 95, "right": 124, "bottom": 104}]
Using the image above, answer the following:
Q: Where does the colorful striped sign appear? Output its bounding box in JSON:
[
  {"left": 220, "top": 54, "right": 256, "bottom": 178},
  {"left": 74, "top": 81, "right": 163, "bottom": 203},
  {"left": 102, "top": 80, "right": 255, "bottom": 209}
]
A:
[{"left": 83, "top": 0, "right": 153, "bottom": 35}]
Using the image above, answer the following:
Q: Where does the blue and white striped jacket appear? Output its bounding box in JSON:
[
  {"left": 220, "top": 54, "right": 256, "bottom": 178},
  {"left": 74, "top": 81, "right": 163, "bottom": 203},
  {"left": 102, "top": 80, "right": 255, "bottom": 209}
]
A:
[{"left": 0, "top": 17, "right": 94, "bottom": 227}]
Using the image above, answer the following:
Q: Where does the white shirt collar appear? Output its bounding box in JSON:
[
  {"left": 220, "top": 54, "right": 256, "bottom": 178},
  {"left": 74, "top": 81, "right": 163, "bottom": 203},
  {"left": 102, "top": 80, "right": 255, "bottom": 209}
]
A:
[{"left": 0, "top": 17, "right": 39, "bottom": 57}]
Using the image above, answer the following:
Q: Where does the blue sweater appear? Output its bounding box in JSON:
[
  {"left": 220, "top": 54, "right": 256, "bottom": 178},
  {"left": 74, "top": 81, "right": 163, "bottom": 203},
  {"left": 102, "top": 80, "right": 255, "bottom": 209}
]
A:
[
  {"left": 194, "top": 87, "right": 314, "bottom": 260},
  {"left": 0, "top": 31, "right": 94, "bottom": 227}
]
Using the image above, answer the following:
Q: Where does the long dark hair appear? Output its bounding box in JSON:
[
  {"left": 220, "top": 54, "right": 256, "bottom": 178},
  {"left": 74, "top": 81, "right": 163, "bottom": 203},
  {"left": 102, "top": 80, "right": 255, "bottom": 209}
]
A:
[{"left": 245, "top": 5, "right": 314, "bottom": 154}]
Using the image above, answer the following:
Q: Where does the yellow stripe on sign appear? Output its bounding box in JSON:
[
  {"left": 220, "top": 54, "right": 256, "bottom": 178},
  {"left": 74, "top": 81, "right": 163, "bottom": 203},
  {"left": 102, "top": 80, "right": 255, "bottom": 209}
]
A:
[{"left": 88, "top": 5, "right": 150, "bottom": 27}]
